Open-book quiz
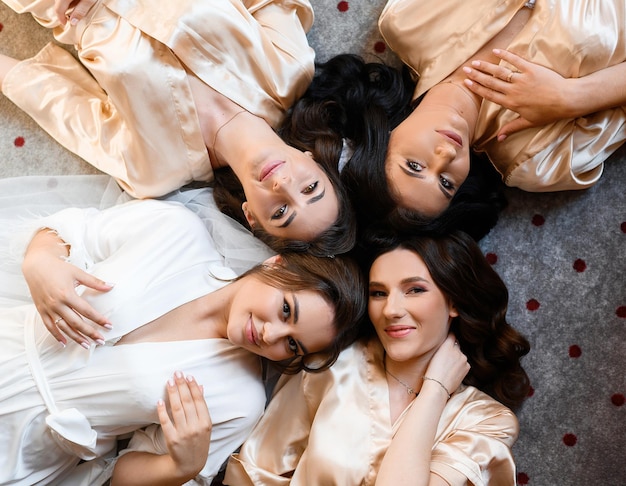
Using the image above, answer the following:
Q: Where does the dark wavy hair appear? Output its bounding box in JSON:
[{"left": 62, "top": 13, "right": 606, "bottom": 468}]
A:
[
  {"left": 238, "top": 252, "right": 367, "bottom": 374},
  {"left": 359, "top": 227, "right": 531, "bottom": 410},
  {"left": 298, "top": 54, "right": 506, "bottom": 242}
]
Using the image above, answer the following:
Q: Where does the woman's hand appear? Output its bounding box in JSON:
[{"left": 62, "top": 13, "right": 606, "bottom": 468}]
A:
[
  {"left": 54, "top": 0, "right": 97, "bottom": 25},
  {"left": 22, "top": 229, "right": 113, "bottom": 348},
  {"left": 462, "top": 49, "right": 575, "bottom": 141},
  {"left": 158, "top": 373, "right": 212, "bottom": 481},
  {"left": 423, "top": 334, "right": 470, "bottom": 398}
]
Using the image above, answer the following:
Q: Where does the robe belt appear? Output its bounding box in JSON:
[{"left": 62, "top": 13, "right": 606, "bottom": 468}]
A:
[{"left": 24, "top": 319, "right": 99, "bottom": 460}]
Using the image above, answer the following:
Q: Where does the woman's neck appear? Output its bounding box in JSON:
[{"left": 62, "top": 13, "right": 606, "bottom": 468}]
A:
[
  {"left": 211, "top": 110, "right": 283, "bottom": 175},
  {"left": 426, "top": 80, "right": 481, "bottom": 143}
]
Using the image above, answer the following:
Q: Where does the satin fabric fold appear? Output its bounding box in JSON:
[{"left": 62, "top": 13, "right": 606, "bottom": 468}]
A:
[
  {"left": 379, "top": 0, "right": 626, "bottom": 192},
  {"left": 1, "top": 0, "right": 315, "bottom": 198},
  {"left": 225, "top": 339, "right": 519, "bottom": 486}
]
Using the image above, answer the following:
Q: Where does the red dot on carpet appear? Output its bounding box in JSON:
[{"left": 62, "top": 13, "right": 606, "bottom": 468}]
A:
[
  {"left": 527, "top": 385, "right": 535, "bottom": 397},
  {"left": 563, "top": 433, "right": 577, "bottom": 447},
  {"left": 526, "top": 299, "right": 540, "bottom": 311},
  {"left": 485, "top": 252, "right": 498, "bottom": 265},
  {"left": 532, "top": 214, "right": 545, "bottom": 226},
  {"left": 617, "top": 306, "right": 626, "bottom": 318},
  {"left": 517, "top": 472, "right": 530, "bottom": 485},
  {"left": 14, "top": 136, "right": 25, "bottom": 147},
  {"left": 573, "top": 259, "right": 586, "bottom": 272},
  {"left": 611, "top": 393, "right": 625, "bottom": 406},
  {"left": 337, "top": 1, "right": 349, "bottom": 12},
  {"left": 568, "top": 345, "right": 582, "bottom": 358},
  {"left": 374, "top": 41, "right": 386, "bottom": 53},
  {"left": 0, "top": 22, "right": 4, "bottom": 33}
]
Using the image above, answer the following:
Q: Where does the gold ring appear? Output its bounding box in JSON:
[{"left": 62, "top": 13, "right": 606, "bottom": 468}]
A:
[{"left": 506, "top": 71, "right": 515, "bottom": 83}]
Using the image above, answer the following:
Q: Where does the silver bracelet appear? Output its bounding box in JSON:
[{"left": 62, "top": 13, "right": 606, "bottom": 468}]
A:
[{"left": 423, "top": 376, "right": 451, "bottom": 400}]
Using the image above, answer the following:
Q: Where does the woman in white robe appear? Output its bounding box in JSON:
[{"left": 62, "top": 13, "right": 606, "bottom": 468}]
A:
[{"left": 0, "top": 195, "right": 366, "bottom": 485}]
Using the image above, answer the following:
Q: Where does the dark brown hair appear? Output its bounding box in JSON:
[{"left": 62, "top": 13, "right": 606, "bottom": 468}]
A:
[{"left": 360, "top": 228, "right": 531, "bottom": 409}]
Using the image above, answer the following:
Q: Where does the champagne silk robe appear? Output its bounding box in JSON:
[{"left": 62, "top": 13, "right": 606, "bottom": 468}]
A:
[
  {"left": 1, "top": 0, "right": 315, "bottom": 197},
  {"left": 379, "top": 0, "right": 626, "bottom": 191},
  {"left": 225, "top": 339, "right": 519, "bottom": 486}
]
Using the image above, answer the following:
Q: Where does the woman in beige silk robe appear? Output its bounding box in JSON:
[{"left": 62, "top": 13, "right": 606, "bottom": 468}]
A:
[
  {"left": 377, "top": 0, "right": 626, "bottom": 220},
  {"left": 0, "top": 0, "right": 356, "bottom": 256},
  {"left": 224, "top": 230, "right": 531, "bottom": 486}
]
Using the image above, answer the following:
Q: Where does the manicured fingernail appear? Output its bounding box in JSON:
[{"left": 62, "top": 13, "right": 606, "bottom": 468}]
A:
[
  {"left": 95, "top": 339, "right": 105, "bottom": 346},
  {"left": 463, "top": 66, "right": 471, "bottom": 74},
  {"left": 58, "top": 340, "right": 66, "bottom": 348},
  {"left": 463, "top": 79, "right": 473, "bottom": 87},
  {"left": 186, "top": 375, "right": 195, "bottom": 382},
  {"left": 471, "top": 60, "right": 480, "bottom": 67},
  {"left": 105, "top": 282, "right": 115, "bottom": 287},
  {"left": 498, "top": 134, "right": 507, "bottom": 142},
  {"left": 103, "top": 323, "right": 113, "bottom": 330},
  {"left": 175, "top": 371, "right": 183, "bottom": 379},
  {"left": 157, "top": 399, "right": 164, "bottom": 406},
  {"left": 81, "top": 342, "right": 91, "bottom": 350},
  {"left": 70, "top": 17, "right": 78, "bottom": 25},
  {"left": 493, "top": 48, "right": 501, "bottom": 55},
  {"left": 168, "top": 378, "right": 175, "bottom": 386}
]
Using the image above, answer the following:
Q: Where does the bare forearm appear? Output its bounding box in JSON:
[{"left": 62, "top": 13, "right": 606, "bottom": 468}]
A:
[
  {"left": 566, "top": 61, "right": 626, "bottom": 118},
  {"left": 111, "top": 452, "right": 197, "bottom": 486},
  {"left": 375, "top": 382, "right": 448, "bottom": 486}
]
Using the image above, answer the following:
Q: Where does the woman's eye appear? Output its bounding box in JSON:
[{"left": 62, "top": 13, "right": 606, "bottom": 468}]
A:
[
  {"left": 407, "top": 160, "right": 423, "bottom": 172},
  {"left": 282, "top": 299, "right": 291, "bottom": 319},
  {"left": 440, "top": 176, "right": 454, "bottom": 190},
  {"left": 369, "top": 290, "right": 387, "bottom": 298},
  {"left": 272, "top": 205, "right": 287, "bottom": 220},
  {"left": 407, "top": 287, "right": 426, "bottom": 295},
  {"left": 287, "top": 336, "right": 298, "bottom": 354},
  {"left": 302, "top": 181, "right": 318, "bottom": 194}
]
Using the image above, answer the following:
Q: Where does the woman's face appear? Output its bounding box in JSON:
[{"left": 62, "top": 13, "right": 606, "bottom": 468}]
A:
[
  {"left": 240, "top": 148, "right": 339, "bottom": 241},
  {"left": 368, "top": 248, "right": 457, "bottom": 362},
  {"left": 385, "top": 105, "right": 471, "bottom": 218},
  {"left": 227, "top": 276, "right": 336, "bottom": 362}
]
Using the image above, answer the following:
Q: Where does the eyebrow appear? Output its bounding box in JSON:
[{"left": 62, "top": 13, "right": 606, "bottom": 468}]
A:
[
  {"left": 277, "top": 187, "right": 326, "bottom": 228},
  {"left": 369, "top": 276, "right": 429, "bottom": 288},
  {"left": 399, "top": 165, "right": 453, "bottom": 200}
]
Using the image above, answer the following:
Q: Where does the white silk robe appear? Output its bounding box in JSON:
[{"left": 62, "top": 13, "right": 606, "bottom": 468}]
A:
[
  {"left": 0, "top": 199, "right": 267, "bottom": 485},
  {"left": 1, "top": 0, "right": 315, "bottom": 197},
  {"left": 225, "top": 339, "right": 519, "bottom": 486},
  {"left": 379, "top": 0, "right": 626, "bottom": 192}
]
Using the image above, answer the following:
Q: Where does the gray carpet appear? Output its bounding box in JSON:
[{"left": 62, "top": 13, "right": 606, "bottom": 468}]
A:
[{"left": 1, "top": 1, "right": 625, "bottom": 485}]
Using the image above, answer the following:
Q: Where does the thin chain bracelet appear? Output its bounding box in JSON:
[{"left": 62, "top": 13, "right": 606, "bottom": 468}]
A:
[{"left": 422, "top": 376, "right": 451, "bottom": 400}]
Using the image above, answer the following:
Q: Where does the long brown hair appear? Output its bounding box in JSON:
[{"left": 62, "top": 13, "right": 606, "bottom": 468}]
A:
[
  {"left": 360, "top": 228, "right": 530, "bottom": 409},
  {"left": 239, "top": 252, "right": 367, "bottom": 373}
]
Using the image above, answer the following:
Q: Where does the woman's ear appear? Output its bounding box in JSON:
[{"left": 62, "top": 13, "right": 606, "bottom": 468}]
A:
[
  {"left": 304, "top": 150, "right": 314, "bottom": 158},
  {"left": 449, "top": 302, "right": 459, "bottom": 319},
  {"left": 263, "top": 254, "right": 282, "bottom": 265},
  {"left": 241, "top": 202, "right": 256, "bottom": 229}
]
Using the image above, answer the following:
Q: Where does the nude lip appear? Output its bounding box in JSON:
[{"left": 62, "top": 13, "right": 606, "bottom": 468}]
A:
[
  {"left": 246, "top": 315, "right": 258, "bottom": 345},
  {"left": 260, "top": 160, "right": 285, "bottom": 181},
  {"left": 438, "top": 130, "right": 463, "bottom": 147},
  {"left": 384, "top": 325, "right": 413, "bottom": 338}
]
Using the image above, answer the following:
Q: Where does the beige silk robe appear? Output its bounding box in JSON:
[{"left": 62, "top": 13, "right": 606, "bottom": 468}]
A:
[
  {"left": 379, "top": 0, "right": 626, "bottom": 192},
  {"left": 225, "top": 339, "right": 519, "bottom": 486},
  {"left": 1, "top": 0, "right": 315, "bottom": 197}
]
